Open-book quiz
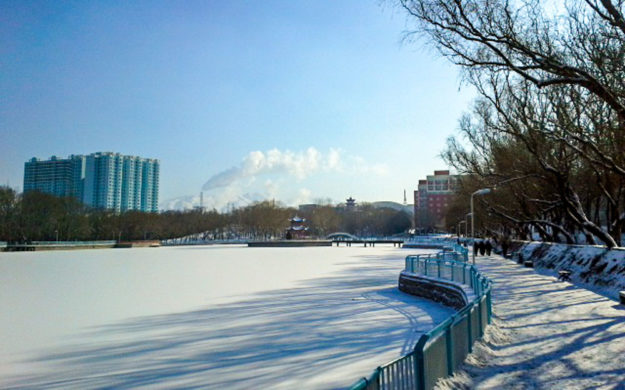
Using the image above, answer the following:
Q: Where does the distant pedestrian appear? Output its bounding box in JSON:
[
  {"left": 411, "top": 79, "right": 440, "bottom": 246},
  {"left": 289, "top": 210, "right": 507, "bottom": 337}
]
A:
[
  {"left": 473, "top": 241, "right": 478, "bottom": 256},
  {"left": 485, "top": 239, "right": 492, "bottom": 256},
  {"left": 502, "top": 237, "right": 509, "bottom": 258},
  {"left": 479, "top": 240, "right": 486, "bottom": 256}
]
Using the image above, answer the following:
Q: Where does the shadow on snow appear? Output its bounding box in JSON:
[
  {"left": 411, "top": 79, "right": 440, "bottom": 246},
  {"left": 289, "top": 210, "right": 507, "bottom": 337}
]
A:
[{"left": 4, "top": 254, "right": 453, "bottom": 390}]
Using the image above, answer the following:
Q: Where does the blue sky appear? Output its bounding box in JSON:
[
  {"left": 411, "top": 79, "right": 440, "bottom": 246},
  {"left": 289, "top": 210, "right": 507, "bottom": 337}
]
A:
[{"left": 0, "top": 0, "right": 475, "bottom": 210}]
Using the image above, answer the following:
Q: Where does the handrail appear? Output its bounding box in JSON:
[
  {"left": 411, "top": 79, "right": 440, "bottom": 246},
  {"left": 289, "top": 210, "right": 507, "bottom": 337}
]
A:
[{"left": 350, "top": 242, "right": 492, "bottom": 390}]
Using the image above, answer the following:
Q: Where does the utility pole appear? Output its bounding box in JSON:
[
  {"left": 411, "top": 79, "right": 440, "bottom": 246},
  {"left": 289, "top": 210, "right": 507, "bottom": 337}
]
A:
[{"left": 471, "top": 188, "right": 492, "bottom": 264}]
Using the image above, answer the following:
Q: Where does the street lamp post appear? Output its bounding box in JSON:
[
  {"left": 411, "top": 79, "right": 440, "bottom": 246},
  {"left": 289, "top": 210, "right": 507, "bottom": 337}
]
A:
[{"left": 471, "top": 188, "right": 492, "bottom": 264}]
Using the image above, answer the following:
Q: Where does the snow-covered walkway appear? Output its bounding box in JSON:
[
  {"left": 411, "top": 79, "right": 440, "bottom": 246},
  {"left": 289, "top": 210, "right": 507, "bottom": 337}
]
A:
[{"left": 440, "top": 253, "right": 625, "bottom": 389}]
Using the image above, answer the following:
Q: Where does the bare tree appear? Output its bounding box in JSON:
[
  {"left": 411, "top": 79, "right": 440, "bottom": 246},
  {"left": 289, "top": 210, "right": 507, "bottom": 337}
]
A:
[{"left": 400, "top": 0, "right": 625, "bottom": 121}]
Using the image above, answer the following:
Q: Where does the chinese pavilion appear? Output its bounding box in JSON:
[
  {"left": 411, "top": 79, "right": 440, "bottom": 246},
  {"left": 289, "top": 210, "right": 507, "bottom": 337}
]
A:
[{"left": 286, "top": 216, "right": 308, "bottom": 239}]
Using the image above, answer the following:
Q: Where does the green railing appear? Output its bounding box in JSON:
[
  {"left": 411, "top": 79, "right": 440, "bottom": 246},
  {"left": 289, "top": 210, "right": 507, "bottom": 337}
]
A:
[{"left": 350, "top": 246, "right": 492, "bottom": 390}]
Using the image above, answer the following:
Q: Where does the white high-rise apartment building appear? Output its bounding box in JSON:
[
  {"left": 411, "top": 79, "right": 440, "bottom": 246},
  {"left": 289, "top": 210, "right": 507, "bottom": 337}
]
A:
[{"left": 24, "top": 152, "right": 159, "bottom": 212}]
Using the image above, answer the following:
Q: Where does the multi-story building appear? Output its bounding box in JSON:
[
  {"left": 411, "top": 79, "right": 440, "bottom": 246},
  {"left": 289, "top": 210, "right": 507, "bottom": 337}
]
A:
[
  {"left": 24, "top": 152, "right": 159, "bottom": 212},
  {"left": 413, "top": 170, "right": 459, "bottom": 231},
  {"left": 23, "top": 155, "right": 85, "bottom": 199}
]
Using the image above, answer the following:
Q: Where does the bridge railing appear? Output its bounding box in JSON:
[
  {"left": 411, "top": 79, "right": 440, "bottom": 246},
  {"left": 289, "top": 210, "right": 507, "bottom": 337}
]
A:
[
  {"left": 350, "top": 247, "right": 492, "bottom": 390},
  {"left": 161, "top": 238, "right": 248, "bottom": 246},
  {"left": 404, "top": 235, "right": 452, "bottom": 243}
]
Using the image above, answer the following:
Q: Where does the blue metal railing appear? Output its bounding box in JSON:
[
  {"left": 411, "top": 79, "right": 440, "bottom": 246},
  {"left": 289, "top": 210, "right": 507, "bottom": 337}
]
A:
[{"left": 350, "top": 245, "right": 492, "bottom": 390}]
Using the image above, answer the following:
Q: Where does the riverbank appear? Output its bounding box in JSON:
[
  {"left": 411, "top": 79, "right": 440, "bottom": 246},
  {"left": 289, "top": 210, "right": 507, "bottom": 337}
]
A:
[
  {"left": 247, "top": 240, "right": 332, "bottom": 247},
  {"left": 2, "top": 241, "right": 116, "bottom": 251}
]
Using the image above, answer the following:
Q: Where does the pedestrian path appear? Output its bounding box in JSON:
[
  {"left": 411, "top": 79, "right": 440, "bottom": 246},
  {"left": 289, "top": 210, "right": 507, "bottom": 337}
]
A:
[{"left": 438, "top": 253, "right": 625, "bottom": 389}]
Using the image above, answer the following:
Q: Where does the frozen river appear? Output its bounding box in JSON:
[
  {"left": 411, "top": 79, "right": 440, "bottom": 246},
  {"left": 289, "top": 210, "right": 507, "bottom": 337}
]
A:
[{"left": 0, "top": 245, "right": 454, "bottom": 389}]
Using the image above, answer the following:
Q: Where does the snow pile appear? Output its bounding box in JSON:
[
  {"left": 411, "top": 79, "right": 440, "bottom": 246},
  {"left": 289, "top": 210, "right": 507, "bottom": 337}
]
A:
[
  {"left": 509, "top": 241, "right": 625, "bottom": 299},
  {"left": 434, "top": 253, "right": 625, "bottom": 389}
]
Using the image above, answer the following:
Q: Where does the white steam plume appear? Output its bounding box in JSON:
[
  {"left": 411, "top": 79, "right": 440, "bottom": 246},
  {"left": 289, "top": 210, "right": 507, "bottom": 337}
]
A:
[{"left": 202, "top": 147, "right": 340, "bottom": 191}]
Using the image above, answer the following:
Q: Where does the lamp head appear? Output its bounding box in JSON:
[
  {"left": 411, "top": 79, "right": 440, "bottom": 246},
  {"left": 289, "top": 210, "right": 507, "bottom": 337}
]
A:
[{"left": 474, "top": 188, "right": 492, "bottom": 196}]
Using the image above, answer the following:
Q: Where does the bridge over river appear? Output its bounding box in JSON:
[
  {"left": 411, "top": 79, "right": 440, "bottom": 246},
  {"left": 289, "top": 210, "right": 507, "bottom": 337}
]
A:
[{"left": 326, "top": 232, "right": 405, "bottom": 247}]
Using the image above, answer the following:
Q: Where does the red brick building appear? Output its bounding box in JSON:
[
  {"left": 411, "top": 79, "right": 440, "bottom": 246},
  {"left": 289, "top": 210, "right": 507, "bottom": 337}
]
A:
[{"left": 413, "top": 170, "right": 459, "bottom": 231}]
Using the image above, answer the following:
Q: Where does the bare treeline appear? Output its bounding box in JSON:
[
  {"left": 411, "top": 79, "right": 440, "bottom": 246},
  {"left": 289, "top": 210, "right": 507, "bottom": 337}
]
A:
[
  {"left": 400, "top": 0, "right": 625, "bottom": 246},
  {"left": 0, "top": 187, "right": 411, "bottom": 242}
]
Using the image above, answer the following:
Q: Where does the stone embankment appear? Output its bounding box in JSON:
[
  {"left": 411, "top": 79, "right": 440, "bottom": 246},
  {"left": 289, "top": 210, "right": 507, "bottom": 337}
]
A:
[{"left": 398, "top": 272, "right": 470, "bottom": 310}]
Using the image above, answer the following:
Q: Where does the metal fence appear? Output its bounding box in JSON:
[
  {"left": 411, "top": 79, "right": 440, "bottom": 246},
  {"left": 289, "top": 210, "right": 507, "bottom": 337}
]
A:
[{"left": 350, "top": 246, "right": 492, "bottom": 390}]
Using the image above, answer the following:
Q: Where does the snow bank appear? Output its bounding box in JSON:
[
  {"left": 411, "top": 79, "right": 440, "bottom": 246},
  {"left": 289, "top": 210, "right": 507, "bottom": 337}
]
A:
[{"left": 508, "top": 241, "right": 625, "bottom": 299}]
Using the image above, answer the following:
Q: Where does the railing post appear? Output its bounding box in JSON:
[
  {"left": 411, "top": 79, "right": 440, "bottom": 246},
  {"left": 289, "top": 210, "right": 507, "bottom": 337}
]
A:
[
  {"left": 487, "top": 289, "right": 492, "bottom": 324},
  {"left": 467, "top": 307, "right": 473, "bottom": 353},
  {"left": 414, "top": 334, "right": 429, "bottom": 390},
  {"left": 445, "top": 321, "right": 454, "bottom": 375},
  {"left": 372, "top": 367, "right": 381, "bottom": 389},
  {"left": 474, "top": 275, "right": 479, "bottom": 296},
  {"left": 477, "top": 299, "right": 483, "bottom": 336}
]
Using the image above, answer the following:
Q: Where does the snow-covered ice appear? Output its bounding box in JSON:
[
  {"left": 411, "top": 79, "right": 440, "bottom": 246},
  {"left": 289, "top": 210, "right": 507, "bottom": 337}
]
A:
[
  {"left": 0, "top": 245, "right": 454, "bottom": 389},
  {"left": 436, "top": 253, "right": 625, "bottom": 389}
]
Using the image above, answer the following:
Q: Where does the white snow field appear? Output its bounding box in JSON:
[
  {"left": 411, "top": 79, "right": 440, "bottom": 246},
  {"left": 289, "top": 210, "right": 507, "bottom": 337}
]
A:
[
  {"left": 0, "top": 245, "right": 454, "bottom": 389},
  {"left": 437, "top": 253, "right": 625, "bottom": 389}
]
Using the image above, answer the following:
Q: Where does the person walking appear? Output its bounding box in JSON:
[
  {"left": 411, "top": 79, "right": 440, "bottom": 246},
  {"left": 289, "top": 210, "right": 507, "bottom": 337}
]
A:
[
  {"left": 479, "top": 240, "right": 486, "bottom": 256},
  {"left": 485, "top": 239, "right": 492, "bottom": 256},
  {"left": 501, "top": 236, "right": 510, "bottom": 258}
]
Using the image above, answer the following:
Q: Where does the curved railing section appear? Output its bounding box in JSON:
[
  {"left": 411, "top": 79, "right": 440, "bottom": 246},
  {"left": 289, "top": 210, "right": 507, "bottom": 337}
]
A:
[{"left": 350, "top": 244, "right": 492, "bottom": 390}]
